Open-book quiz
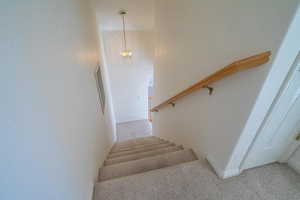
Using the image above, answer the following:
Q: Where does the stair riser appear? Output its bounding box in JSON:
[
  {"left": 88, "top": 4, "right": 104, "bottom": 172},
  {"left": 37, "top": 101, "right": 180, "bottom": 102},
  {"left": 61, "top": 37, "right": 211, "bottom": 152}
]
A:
[
  {"left": 100, "top": 149, "right": 197, "bottom": 181},
  {"left": 105, "top": 146, "right": 183, "bottom": 166},
  {"left": 111, "top": 140, "right": 168, "bottom": 153},
  {"left": 113, "top": 136, "right": 157, "bottom": 148},
  {"left": 108, "top": 143, "right": 175, "bottom": 159}
]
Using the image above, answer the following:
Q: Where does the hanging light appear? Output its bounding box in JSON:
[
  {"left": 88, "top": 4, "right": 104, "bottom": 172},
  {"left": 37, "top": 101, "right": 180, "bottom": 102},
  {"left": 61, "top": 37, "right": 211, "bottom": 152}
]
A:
[{"left": 119, "top": 10, "right": 132, "bottom": 58}]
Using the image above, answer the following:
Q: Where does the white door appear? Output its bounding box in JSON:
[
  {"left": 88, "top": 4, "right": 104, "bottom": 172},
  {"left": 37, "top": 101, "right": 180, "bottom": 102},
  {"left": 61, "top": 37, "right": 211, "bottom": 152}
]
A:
[{"left": 243, "top": 58, "right": 300, "bottom": 170}]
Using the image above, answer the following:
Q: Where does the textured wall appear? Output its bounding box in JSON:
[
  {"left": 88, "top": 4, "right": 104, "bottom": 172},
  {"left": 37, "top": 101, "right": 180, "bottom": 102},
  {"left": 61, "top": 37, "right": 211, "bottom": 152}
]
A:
[{"left": 0, "top": 0, "right": 114, "bottom": 199}]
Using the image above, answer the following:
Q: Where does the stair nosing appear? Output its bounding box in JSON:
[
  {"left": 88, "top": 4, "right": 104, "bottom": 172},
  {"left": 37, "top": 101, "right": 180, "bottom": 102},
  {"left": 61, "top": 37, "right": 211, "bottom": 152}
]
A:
[
  {"left": 100, "top": 149, "right": 197, "bottom": 181},
  {"left": 97, "top": 160, "right": 199, "bottom": 184},
  {"left": 111, "top": 140, "right": 168, "bottom": 153},
  {"left": 108, "top": 143, "right": 175, "bottom": 159},
  {"left": 115, "top": 136, "right": 156, "bottom": 143},
  {"left": 108, "top": 145, "right": 183, "bottom": 161},
  {"left": 105, "top": 146, "right": 184, "bottom": 166},
  {"left": 113, "top": 136, "right": 158, "bottom": 147}
]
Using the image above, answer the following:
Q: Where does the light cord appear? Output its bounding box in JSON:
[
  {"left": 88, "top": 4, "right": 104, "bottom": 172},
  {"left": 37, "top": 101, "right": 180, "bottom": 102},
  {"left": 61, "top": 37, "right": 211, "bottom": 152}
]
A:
[{"left": 122, "top": 14, "right": 127, "bottom": 50}]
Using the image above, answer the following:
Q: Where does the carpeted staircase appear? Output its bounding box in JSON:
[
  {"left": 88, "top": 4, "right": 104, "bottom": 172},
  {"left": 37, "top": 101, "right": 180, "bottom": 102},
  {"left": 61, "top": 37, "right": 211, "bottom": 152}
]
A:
[{"left": 94, "top": 136, "right": 198, "bottom": 199}]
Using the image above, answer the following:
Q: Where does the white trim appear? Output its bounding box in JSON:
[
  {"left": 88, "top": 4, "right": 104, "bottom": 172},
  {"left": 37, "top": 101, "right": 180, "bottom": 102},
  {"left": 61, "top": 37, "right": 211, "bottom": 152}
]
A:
[
  {"left": 117, "top": 118, "right": 150, "bottom": 124},
  {"left": 224, "top": 7, "right": 300, "bottom": 174},
  {"left": 206, "top": 154, "right": 224, "bottom": 178},
  {"left": 223, "top": 168, "right": 242, "bottom": 179},
  {"left": 206, "top": 154, "right": 241, "bottom": 179}
]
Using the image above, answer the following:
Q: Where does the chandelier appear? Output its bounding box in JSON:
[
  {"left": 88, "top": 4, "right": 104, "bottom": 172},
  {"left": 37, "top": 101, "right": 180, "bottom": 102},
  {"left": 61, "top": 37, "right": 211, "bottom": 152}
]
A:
[{"left": 119, "top": 10, "right": 132, "bottom": 58}]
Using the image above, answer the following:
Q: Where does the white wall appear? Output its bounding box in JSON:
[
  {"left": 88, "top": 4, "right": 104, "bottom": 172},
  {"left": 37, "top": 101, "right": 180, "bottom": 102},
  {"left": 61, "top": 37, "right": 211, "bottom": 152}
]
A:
[
  {"left": 95, "top": 0, "right": 154, "bottom": 31},
  {"left": 102, "top": 31, "right": 154, "bottom": 123},
  {"left": 152, "top": 0, "right": 299, "bottom": 178},
  {"left": 0, "top": 0, "right": 114, "bottom": 200}
]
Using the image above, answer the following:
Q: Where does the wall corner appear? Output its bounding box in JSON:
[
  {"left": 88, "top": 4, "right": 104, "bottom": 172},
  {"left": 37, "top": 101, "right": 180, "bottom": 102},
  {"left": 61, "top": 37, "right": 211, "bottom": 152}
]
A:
[{"left": 206, "top": 154, "right": 241, "bottom": 179}]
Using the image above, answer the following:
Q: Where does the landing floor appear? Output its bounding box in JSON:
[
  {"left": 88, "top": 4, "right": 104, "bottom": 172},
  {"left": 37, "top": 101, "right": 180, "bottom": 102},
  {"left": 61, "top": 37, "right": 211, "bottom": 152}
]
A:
[
  {"left": 96, "top": 158, "right": 300, "bottom": 200},
  {"left": 116, "top": 120, "right": 152, "bottom": 141}
]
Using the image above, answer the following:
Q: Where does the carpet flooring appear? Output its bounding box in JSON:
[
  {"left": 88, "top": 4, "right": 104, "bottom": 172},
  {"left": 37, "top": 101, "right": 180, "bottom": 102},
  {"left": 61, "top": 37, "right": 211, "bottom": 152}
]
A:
[{"left": 95, "top": 157, "right": 300, "bottom": 200}]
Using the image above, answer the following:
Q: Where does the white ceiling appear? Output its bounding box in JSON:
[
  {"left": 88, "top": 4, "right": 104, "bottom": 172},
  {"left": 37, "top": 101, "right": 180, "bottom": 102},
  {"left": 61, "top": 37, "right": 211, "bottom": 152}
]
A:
[{"left": 95, "top": 0, "right": 154, "bottom": 31}]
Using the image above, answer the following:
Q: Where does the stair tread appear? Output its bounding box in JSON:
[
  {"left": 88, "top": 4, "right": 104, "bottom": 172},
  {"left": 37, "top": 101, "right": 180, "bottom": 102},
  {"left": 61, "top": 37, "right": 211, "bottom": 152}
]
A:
[
  {"left": 108, "top": 143, "right": 175, "bottom": 159},
  {"left": 94, "top": 160, "right": 202, "bottom": 200},
  {"left": 99, "top": 149, "right": 198, "bottom": 181},
  {"left": 105, "top": 145, "right": 183, "bottom": 166}
]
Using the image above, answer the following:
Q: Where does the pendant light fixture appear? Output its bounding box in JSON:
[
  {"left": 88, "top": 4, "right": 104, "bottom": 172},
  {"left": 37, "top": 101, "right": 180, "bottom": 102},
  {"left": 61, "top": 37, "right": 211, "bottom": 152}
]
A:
[{"left": 119, "top": 10, "right": 132, "bottom": 58}]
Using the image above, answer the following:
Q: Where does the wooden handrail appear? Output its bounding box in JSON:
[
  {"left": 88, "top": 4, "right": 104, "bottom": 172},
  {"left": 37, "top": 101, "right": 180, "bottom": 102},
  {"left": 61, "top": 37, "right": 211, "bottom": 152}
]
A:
[{"left": 151, "top": 51, "right": 271, "bottom": 112}]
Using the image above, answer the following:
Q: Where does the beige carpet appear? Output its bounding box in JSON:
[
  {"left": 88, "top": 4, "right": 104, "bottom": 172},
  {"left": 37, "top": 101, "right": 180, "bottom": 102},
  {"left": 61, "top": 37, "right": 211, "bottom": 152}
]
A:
[
  {"left": 98, "top": 136, "right": 198, "bottom": 182},
  {"left": 95, "top": 136, "right": 300, "bottom": 200},
  {"left": 95, "top": 159, "right": 300, "bottom": 200}
]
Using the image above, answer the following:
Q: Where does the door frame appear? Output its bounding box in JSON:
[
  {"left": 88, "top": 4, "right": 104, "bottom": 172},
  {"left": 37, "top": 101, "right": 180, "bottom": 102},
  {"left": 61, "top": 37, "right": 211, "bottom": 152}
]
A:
[
  {"left": 242, "top": 60, "right": 300, "bottom": 169},
  {"left": 223, "top": 8, "right": 300, "bottom": 178}
]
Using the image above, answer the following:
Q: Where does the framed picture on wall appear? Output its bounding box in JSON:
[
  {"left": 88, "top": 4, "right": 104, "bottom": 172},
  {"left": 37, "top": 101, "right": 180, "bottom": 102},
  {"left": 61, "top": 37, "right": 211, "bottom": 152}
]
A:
[{"left": 95, "top": 64, "right": 106, "bottom": 114}]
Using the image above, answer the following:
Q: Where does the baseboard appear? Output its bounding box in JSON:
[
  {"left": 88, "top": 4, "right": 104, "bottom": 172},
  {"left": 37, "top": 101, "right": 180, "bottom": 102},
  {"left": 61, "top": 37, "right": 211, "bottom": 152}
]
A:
[
  {"left": 206, "top": 154, "right": 225, "bottom": 178},
  {"left": 91, "top": 183, "right": 96, "bottom": 200},
  {"left": 222, "top": 167, "right": 241, "bottom": 179},
  {"left": 206, "top": 154, "right": 241, "bottom": 179},
  {"left": 117, "top": 118, "right": 148, "bottom": 124}
]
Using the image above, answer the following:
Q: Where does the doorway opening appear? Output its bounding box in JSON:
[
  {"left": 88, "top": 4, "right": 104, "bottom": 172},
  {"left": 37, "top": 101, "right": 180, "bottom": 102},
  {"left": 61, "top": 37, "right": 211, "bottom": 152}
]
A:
[{"left": 100, "top": 29, "right": 154, "bottom": 142}]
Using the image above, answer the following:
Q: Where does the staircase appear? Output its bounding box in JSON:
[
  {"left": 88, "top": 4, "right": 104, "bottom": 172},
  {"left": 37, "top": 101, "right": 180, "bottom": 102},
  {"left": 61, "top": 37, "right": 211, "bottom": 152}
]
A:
[{"left": 94, "top": 136, "right": 198, "bottom": 199}]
